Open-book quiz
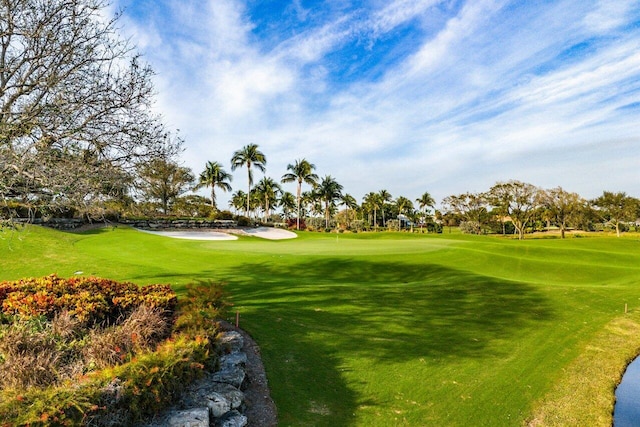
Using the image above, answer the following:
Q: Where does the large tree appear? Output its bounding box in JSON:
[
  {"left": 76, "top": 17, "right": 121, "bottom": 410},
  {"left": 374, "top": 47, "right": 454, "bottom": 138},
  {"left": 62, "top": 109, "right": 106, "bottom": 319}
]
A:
[
  {"left": 540, "top": 187, "right": 585, "bottom": 238},
  {"left": 592, "top": 191, "right": 637, "bottom": 237},
  {"left": 194, "top": 161, "right": 232, "bottom": 211},
  {"left": 488, "top": 181, "right": 541, "bottom": 240},
  {"left": 1, "top": 0, "right": 172, "bottom": 223},
  {"left": 441, "top": 192, "right": 488, "bottom": 234},
  {"left": 136, "top": 158, "right": 195, "bottom": 215},
  {"left": 281, "top": 158, "right": 318, "bottom": 230},
  {"left": 230, "top": 144, "right": 266, "bottom": 218}
]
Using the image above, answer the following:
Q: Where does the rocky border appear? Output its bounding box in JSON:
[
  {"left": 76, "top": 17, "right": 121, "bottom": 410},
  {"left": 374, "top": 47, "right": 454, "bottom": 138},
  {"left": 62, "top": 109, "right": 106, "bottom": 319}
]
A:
[
  {"left": 217, "top": 321, "right": 278, "bottom": 427},
  {"left": 140, "top": 322, "right": 277, "bottom": 427}
]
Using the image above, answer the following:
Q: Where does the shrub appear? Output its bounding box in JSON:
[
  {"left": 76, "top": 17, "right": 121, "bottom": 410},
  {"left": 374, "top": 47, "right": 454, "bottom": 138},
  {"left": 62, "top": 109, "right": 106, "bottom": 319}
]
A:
[
  {"left": 0, "top": 275, "right": 176, "bottom": 324},
  {"left": 0, "top": 277, "right": 228, "bottom": 426},
  {"left": 215, "top": 210, "right": 235, "bottom": 220},
  {"left": 386, "top": 219, "right": 400, "bottom": 231},
  {"left": 459, "top": 221, "right": 483, "bottom": 235},
  {"left": 286, "top": 218, "right": 306, "bottom": 230},
  {"left": 349, "top": 220, "right": 364, "bottom": 232},
  {"left": 82, "top": 305, "right": 171, "bottom": 370},
  {"left": 235, "top": 215, "right": 251, "bottom": 227},
  {"left": 306, "top": 217, "right": 325, "bottom": 231}
]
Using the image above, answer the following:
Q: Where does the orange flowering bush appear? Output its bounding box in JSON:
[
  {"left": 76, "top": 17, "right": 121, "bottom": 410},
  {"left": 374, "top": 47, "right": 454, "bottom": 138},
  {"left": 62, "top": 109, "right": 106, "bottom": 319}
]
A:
[{"left": 0, "top": 275, "right": 177, "bottom": 324}]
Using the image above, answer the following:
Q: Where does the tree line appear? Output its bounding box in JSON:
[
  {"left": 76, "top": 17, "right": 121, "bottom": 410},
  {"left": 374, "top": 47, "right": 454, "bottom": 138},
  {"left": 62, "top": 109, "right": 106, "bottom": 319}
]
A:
[
  {"left": 2, "top": 1, "right": 638, "bottom": 239},
  {"left": 128, "top": 143, "right": 640, "bottom": 239}
]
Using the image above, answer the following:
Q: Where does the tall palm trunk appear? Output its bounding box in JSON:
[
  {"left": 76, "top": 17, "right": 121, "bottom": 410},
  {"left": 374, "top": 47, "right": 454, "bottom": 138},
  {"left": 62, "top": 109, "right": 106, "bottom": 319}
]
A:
[
  {"left": 325, "top": 202, "right": 330, "bottom": 229},
  {"left": 296, "top": 180, "right": 302, "bottom": 230},
  {"left": 245, "top": 163, "right": 251, "bottom": 218}
]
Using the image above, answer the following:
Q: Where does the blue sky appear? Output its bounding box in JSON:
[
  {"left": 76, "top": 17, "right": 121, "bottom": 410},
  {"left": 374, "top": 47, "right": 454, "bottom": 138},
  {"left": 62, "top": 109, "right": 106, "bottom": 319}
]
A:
[{"left": 112, "top": 0, "right": 640, "bottom": 208}]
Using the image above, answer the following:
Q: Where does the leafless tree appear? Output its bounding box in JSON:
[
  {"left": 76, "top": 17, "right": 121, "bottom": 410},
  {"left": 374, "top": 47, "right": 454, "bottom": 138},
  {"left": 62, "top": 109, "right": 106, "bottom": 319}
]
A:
[{"left": 1, "top": 0, "right": 177, "bottom": 223}]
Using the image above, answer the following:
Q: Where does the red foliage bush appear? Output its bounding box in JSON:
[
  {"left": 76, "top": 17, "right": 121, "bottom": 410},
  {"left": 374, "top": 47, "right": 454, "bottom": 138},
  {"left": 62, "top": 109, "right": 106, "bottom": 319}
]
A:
[{"left": 286, "top": 217, "right": 306, "bottom": 230}]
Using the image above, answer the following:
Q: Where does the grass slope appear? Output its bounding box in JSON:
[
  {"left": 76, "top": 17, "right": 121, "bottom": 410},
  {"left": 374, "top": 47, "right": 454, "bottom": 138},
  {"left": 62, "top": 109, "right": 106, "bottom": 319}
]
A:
[{"left": 2, "top": 226, "right": 640, "bottom": 426}]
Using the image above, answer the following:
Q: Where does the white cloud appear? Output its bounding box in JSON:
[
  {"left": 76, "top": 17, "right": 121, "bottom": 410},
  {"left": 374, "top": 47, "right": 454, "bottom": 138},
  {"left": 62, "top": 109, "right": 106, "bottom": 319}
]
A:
[
  {"left": 114, "top": 0, "right": 640, "bottom": 208},
  {"left": 583, "top": 0, "right": 638, "bottom": 33}
]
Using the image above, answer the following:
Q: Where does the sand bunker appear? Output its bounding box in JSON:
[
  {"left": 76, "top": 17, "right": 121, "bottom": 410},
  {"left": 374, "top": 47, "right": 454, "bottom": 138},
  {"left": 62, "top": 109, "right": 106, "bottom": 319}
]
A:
[
  {"left": 240, "top": 227, "right": 297, "bottom": 240},
  {"left": 136, "top": 229, "right": 238, "bottom": 240},
  {"left": 135, "top": 227, "right": 297, "bottom": 241}
]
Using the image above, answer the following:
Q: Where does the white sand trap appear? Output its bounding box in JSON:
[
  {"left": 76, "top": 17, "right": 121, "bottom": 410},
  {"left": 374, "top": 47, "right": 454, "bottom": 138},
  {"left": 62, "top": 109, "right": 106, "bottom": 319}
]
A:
[
  {"left": 239, "top": 227, "right": 297, "bottom": 240},
  {"left": 136, "top": 229, "right": 238, "bottom": 240}
]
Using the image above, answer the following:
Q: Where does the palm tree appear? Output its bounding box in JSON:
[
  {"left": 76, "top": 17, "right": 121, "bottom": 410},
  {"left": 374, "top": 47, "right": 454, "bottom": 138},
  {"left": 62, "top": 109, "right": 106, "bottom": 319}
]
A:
[
  {"left": 395, "top": 196, "right": 414, "bottom": 229},
  {"left": 280, "top": 191, "right": 296, "bottom": 221},
  {"left": 363, "top": 192, "right": 382, "bottom": 229},
  {"left": 302, "top": 190, "right": 322, "bottom": 219},
  {"left": 194, "top": 161, "right": 232, "bottom": 210},
  {"left": 229, "top": 190, "right": 247, "bottom": 214},
  {"left": 378, "top": 189, "right": 392, "bottom": 227},
  {"left": 253, "top": 176, "right": 282, "bottom": 221},
  {"left": 230, "top": 144, "right": 267, "bottom": 217},
  {"left": 395, "top": 196, "right": 413, "bottom": 216},
  {"left": 281, "top": 159, "right": 318, "bottom": 230},
  {"left": 417, "top": 191, "right": 435, "bottom": 214},
  {"left": 314, "top": 175, "right": 343, "bottom": 228},
  {"left": 416, "top": 191, "right": 436, "bottom": 231},
  {"left": 341, "top": 193, "right": 358, "bottom": 229}
]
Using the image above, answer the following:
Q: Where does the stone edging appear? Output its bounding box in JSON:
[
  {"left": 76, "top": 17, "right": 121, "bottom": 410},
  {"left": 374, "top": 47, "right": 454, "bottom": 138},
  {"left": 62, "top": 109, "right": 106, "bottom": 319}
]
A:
[{"left": 141, "top": 324, "right": 277, "bottom": 427}]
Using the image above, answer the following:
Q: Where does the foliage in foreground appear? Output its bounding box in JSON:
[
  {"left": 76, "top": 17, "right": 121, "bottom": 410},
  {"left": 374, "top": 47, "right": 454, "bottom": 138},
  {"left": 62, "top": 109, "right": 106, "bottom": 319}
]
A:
[{"left": 0, "top": 276, "right": 228, "bottom": 426}]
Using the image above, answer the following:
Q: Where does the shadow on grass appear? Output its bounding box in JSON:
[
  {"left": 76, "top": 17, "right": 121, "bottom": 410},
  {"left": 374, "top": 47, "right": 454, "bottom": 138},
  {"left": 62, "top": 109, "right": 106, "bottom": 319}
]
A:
[{"left": 222, "top": 259, "right": 555, "bottom": 426}]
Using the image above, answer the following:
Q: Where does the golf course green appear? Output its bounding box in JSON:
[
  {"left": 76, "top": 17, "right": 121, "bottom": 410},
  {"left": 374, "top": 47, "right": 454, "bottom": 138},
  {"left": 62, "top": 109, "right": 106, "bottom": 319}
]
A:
[{"left": 2, "top": 225, "right": 640, "bottom": 426}]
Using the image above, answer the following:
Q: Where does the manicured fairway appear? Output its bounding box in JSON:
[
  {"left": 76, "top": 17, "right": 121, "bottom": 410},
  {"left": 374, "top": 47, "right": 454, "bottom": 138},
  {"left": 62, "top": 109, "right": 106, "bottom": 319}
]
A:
[{"left": 2, "top": 226, "right": 640, "bottom": 426}]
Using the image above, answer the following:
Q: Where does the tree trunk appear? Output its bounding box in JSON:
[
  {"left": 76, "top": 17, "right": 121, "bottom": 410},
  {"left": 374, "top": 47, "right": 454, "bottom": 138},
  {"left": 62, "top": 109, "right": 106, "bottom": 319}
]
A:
[
  {"left": 325, "top": 203, "right": 330, "bottom": 229},
  {"left": 296, "top": 182, "right": 302, "bottom": 230}
]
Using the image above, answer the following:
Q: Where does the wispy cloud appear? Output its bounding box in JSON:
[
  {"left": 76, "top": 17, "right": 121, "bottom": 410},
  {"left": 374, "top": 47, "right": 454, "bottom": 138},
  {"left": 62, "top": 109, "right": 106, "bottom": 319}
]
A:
[{"left": 115, "top": 0, "right": 640, "bottom": 205}]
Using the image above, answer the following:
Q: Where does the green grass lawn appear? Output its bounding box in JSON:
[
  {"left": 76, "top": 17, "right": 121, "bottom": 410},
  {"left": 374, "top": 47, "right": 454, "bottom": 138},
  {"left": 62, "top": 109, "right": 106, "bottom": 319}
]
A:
[{"left": 2, "top": 226, "right": 640, "bottom": 426}]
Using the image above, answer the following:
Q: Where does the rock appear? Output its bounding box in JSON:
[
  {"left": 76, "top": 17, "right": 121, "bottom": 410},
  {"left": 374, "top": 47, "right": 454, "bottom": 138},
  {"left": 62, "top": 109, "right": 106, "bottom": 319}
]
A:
[
  {"left": 166, "top": 407, "right": 210, "bottom": 427},
  {"left": 212, "top": 365, "right": 245, "bottom": 389},
  {"left": 222, "top": 389, "right": 245, "bottom": 410},
  {"left": 218, "top": 331, "right": 244, "bottom": 353},
  {"left": 205, "top": 392, "right": 231, "bottom": 418},
  {"left": 208, "top": 383, "right": 245, "bottom": 409},
  {"left": 215, "top": 410, "right": 247, "bottom": 427},
  {"left": 220, "top": 351, "right": 247, "bottom": 369}
]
